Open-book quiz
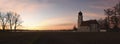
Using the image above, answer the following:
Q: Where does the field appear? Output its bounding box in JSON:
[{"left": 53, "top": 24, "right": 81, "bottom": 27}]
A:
[{"left": 0, "top": 32, "right": 120, "bottom": 44}]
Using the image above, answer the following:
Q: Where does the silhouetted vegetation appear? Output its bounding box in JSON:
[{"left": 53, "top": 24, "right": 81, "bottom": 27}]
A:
[
  {"left": 0, "top": 12, "right": 22, "bottom": 32},
  {"left": 0, "top": 13, "right": 8, "bottom": 32},
  {"left": 73, "top": 26, "right": 77, "bottom": 31},
  {"left": 104, "top": 2, "right": 120, "bottom": 32}
]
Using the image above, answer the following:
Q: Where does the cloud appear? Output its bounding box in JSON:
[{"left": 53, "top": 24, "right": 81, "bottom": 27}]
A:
[
  {"left": 84, "top": 12, "right": 106, "bottom": 20},
  {"left": 88, "top": 0, "right": 119, "bottom": 9},
  {"left": 41, "top": 25, "right": 74, "bottom": 30},
  {"left": 37, "top": 23, "right": 74, "bottom": 30},
  {"left": 53, "top": 23, "right": 74, "bottom": 26},
  {"left": 36, "top": 23, "right": 74, "bottom": 30},
  {"left": 38, "top": 16, "right": 75, "bottom": 26},
  {"left": 32, "top": 16, "right": 76, "bottom": 30},
  {"left": 0, "top": 0, "right": 50, "bottom": 13},
  {"left": 89, "top": 5, "right": 112, "bottom": 9}
]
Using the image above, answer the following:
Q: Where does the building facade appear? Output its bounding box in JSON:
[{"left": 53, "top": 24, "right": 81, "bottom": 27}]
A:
[{"left": 77, "top": 11, "right": 99, "bottom": 32}]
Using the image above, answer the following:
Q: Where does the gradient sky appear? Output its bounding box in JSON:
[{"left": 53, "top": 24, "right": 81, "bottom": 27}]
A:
[{"left": 0, "top": 0, "right": 119, "bottom": 30}]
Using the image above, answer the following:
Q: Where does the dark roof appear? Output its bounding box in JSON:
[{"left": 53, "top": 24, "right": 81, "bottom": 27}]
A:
[{"left": 81, "top": 20, "right": 98, "bottom": 26}]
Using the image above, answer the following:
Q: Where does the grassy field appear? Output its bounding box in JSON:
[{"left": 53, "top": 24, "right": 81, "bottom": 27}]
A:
[{"left": 0, "top": 32, "right": 120, "bottom": 44}]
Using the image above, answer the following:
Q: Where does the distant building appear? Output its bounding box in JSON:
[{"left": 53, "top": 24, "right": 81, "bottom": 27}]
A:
[{"left": 77, "top": 11, "right": 99, "bottom": 32}]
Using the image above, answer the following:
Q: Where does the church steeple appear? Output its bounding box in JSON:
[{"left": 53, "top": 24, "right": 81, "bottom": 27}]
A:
[
  {"left": 78, "top": 11, "right": 83, "bottom": 23},
  {"left": 78, "top": 11, "right": 83, "bottom": 30}
]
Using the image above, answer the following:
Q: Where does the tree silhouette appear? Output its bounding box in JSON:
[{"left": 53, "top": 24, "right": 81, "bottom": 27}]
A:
[
  {"left": 104, "top": 2, "right": 120, "bottom": 32},
  {"left": 6, "top": 12, "right": 22, "bottom": 32},
  {"left": 0, "top": 11, "right": 22, "bottom": 32},
  {"left": 6, "top": 12, "right": 13, "bottom": 31},
  {"left": 73, "top": 26, "right": 77, "bottom": 31},
  {"left": 0, "top": 12, "right": 8, "bottom": 32},
  {"left": 13, "top": 13, "right": 22, "bottom": 32}
]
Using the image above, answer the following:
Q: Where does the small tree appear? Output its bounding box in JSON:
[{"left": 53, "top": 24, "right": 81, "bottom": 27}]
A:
[{"left": 73, "top": 26, "right": 77, "bottom": 31}]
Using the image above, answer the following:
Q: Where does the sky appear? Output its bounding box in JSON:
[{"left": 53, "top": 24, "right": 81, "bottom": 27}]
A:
[{"left": 0, "top": 0, "right": 119, "bottom": 30}]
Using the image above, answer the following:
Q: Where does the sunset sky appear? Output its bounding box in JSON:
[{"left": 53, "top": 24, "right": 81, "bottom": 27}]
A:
[{"left": 0, "top": 0, "right": 119, "bottom": 30}]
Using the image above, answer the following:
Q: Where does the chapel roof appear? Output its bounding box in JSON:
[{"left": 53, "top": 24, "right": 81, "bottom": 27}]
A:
[{"left": 80, "top": 20, "right": 98, "bottom": 26}]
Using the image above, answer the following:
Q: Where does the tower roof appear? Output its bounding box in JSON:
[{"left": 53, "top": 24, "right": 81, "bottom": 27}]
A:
[{"left": 79, "top": 11, "right": 82, "bottom": 16}]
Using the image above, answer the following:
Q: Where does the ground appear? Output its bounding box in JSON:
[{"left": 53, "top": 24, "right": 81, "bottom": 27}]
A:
[{"left": 0, "top": 32, "right": 120, "bottom": 44}]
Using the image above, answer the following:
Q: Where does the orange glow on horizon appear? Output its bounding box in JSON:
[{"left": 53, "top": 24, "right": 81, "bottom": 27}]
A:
[{"left": 21, "top": 23, "right": 75, "bottom": 30}]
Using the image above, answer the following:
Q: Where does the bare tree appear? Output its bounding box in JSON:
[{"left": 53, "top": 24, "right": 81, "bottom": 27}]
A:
[
  {"left": 104, "top": 2, "right": 120, "bottom": 32},
  {"left": 13, "top": 13, "right": 22, "bottom": 32},
  {"left": 0, "top": 12, "right": 8, "bottom": 32},
  {"left": 0, "top": 11, "right": 22, "bottom": 32},
  {"left": 6, "top": 12, "right": 13, "bottom": 31},
  {"left": 6, "top": 12, "right": 22, "bottom": 32}
]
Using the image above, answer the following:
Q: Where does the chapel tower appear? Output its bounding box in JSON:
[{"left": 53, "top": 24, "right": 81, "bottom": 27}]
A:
[{"left": 78, "top": 11, "right": 83, "bottom": 29}]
